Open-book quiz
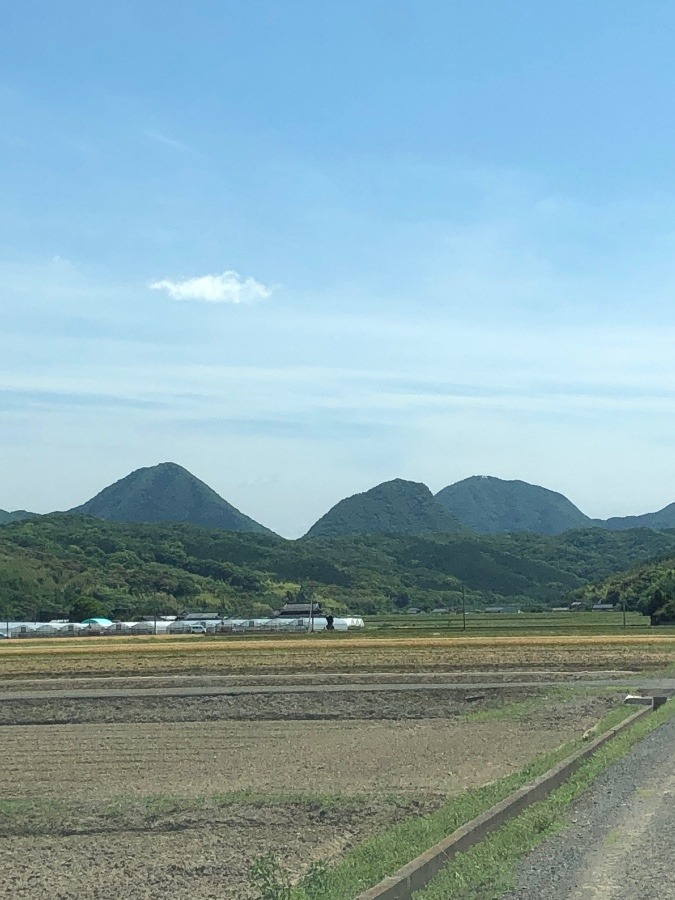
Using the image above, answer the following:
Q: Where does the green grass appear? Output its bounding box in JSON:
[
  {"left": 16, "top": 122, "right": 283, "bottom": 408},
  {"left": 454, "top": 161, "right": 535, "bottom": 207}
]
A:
[
  {"left": 462, "top": 690, "right": 570, "bottom": 723},
  {"left": 412, "top": 698, "right": 675, "bottom": 899},
  {"left": 287, "top": 746, "right": 581, "bottom": 899},
  {"left": 461, "top": 684, "right": 632, "bottom": 724}
]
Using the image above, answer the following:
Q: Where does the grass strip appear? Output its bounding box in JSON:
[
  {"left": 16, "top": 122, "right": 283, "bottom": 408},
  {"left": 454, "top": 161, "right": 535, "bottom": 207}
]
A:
[
  {"left": 460, "top": 684, "right": 609, "bottom": 723},
  {"left": 412, "top": 697, "right": 675, "bottom": 899},
  {"left": 282, "top": 702, "right": 640, "bottom": 899}
]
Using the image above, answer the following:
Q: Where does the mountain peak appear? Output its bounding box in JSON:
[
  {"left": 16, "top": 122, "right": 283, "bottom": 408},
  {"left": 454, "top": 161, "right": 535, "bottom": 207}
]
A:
[
  {"left": 304, "top": 478, "right": 463, "bottom": 539},
  {"left": 70, "top": 462, "right": 272, "bottom": 534},
  {"left": 435, "top": 475, "right": 591, "bottom": 535}
]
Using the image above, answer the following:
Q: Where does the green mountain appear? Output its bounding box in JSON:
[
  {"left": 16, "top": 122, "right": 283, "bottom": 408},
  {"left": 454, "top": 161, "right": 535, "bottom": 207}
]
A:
[
  {"left": 435, "top": 476, "right": 592, "bottom": 535},
  {"left": 2, "top": 516, "right": 675, "bottom": 621},
  {"left": 69, "top": 462, "right": 272, "bottom": 534},
  {"left": 304, "top": 479, "right": 463, "bottom": 539},
  {"left": 597, "top": 503, "right": 675, "bottom": 532},
  {"left": 0, "top": 509, "right": 37, "bottom": 525}
]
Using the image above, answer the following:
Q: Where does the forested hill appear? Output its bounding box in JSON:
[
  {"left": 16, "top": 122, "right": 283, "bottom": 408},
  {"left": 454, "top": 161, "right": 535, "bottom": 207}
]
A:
[
  {"left": 2, "top": 515, "right": 675, "bottom": 622},
  {"left": 435, "top": 476, "right": 591, "bottom": 535},
  {"left": 598, "top": 502, "right": 675, "bottom": 532},
  {"left": 576, "top": 553, "right": 675, "bottom": 624},
  {"left": 304, "top": 479, "right": 463, "bottom": 538},
  {"left": 0, "top": 510, "right": 35, "bottom": 525},
  {"left": 70, "top": 462, "right": 272, "bottom": 534}
]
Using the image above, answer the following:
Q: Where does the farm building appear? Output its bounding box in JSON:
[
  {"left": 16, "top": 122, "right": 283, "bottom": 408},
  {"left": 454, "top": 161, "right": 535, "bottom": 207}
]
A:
[{"left": 274, "top": 602, "right": 325, "bottom": 618}]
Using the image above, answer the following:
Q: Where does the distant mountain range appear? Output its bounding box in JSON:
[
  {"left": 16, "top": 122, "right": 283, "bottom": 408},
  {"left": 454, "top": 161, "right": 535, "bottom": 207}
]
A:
[
  {"left": 304, "top": 479, "right": 463, "bottom": 539},
  {"left": 2, "top": 464, "right": 675, "bottom": 538}
]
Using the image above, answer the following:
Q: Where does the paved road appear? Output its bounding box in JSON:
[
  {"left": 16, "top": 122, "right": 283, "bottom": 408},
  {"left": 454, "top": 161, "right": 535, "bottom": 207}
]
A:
[{"left": 503, "top": 715, "right": 675, "bottom": 900}]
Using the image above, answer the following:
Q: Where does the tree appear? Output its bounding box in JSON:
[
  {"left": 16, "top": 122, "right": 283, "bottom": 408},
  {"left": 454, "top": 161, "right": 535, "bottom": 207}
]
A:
[
  {"left": 69, "top": 596, "right": 107, "bottom": 622},
  {"left": 640, "top": 588, "right": 665, "bottom": 619},
  {"left": 393, "top": 591, "right": 411, "bottom": 609}
]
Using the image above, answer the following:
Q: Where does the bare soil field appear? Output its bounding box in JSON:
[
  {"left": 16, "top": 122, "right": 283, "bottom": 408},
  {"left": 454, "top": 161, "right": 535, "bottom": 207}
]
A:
[
  {"left": 0, "top": 794, "right": 434, "bottom": 900},
  {"left": 0, "top": 684, "right": 621, "bottom": 726},
  {"left": 0, "top": 684, "right": 622, "bottom": 899},
  {"left": 0, "top": 634, "right": 645, "bottom": 898},
  {"left": 1, "top": 716, "right": 585, "bottom": 801},
  {"left": 0, "top": 668, "right": 634, "bottom": 693}
]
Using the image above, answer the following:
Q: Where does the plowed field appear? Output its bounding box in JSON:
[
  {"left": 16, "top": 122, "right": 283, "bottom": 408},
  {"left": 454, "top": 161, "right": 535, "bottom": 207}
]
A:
[{"left": 0, "top": 684, "right": 621, "bottom": 899}]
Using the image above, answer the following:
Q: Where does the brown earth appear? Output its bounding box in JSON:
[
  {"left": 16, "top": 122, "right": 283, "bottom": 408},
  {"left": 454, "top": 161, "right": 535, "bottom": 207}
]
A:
[
  {"left": 0, "top": 716, "right": 602, "bottom": 801},
  {"left": 0, "top": 683, "right": 624, "bottom": 899},
  {"left": 0, "top": 669, "right": 634, "bottom": 693},
  {"left": 0, "top": 684, "right": 622, "bottom": 726},
  {"left": 0, "top": 795, "right": 435, "bottom": 900}
]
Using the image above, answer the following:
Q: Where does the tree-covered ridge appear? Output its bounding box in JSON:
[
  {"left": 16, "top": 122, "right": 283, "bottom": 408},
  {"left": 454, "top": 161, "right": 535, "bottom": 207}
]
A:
[
  {"left": 435, "top": 475, "right": 592, "bottom": 535},
  {"left": 303, "top": 479, "right": 463, "bottom": 538},
  {"left": 599, "top": 501, "right": 675, "bottom": 532},
  {"left": 0, "top": 510, "right": 36, "bottom": 525},
  {"left": 70, "top": 462, "right": 272, "bottom": 534},
  {"left": 575, "top": 550, "right": 675, "bottom": 623},
  {"left": 2, "top": 515, "right": 675, "bottom": 622}
]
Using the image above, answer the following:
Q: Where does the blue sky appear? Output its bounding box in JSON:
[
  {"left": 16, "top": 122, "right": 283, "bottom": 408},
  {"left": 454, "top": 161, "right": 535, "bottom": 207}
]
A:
[{"left": 2, "top": 1, "right": 675, "bottom": 536}]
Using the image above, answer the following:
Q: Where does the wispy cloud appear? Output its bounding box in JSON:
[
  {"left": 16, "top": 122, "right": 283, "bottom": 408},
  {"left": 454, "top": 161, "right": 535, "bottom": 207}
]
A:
[
  {"left": 149, "top": 270, "right": 273, "bottom": 304},
  {"left": 143, "top": 129, "right": 188, "bottom": 152}
]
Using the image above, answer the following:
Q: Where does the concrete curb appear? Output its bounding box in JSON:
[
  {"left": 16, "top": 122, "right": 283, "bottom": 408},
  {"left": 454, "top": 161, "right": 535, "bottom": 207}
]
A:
[{"left": 355, "top": 704, "right": 653, "bottom": 900}]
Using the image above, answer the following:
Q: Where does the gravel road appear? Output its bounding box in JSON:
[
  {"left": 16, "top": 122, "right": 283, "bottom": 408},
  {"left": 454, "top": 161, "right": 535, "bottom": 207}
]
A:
[{"left": 503, "top": 715, "right": 675, "bottom": 900}]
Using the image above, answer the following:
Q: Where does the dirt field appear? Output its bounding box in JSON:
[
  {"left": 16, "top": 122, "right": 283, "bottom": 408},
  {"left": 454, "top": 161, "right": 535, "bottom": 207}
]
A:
[
  {"left": 0, "top": 794, "right": 434, "bottom": 900},
  {"left": 0, "top": 682, "right": 623, "bottom": 899},
  {"left": 1, "top": 717, "right": 588, "bottom": 800},
  {"left": 0, "top": 683, "right": 621, "bottom": 726},
  {"left": 0, "top": 634, "right": 648, "bottom": 898}
]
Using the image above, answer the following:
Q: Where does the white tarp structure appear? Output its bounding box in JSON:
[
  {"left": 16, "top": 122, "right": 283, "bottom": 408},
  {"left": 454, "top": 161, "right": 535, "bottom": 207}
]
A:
[
  {"left": 104, "top": 622, "right": 135, "bottom": 634},
  {"left": 59, "top": 623, "right": 87, "bottom": 636},
  {"left": 9, "top": 623, "right": 38, "bottom": 637},
  {"left": 35, "top": 623, "right": 64, "bottom": 636},
  {"left": 168, "top": 621, "right": 194, "bottom": 634},
  {"left": 0, "top": 613, "right": 365, "bottom": 638}
]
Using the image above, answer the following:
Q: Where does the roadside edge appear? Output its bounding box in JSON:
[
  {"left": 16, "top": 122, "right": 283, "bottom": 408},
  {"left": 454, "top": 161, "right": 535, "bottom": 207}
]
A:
[{"left": 356, "top": 704, "right": 652, "bottom": 900}]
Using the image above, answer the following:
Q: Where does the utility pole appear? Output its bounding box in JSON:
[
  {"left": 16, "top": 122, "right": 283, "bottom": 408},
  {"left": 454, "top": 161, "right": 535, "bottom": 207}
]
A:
[
  {"left": 622, "top": 595, "right": 627, "bottom": 629},
  {"left": 462, "top": 585, "right": 466, "bottom": 632}
]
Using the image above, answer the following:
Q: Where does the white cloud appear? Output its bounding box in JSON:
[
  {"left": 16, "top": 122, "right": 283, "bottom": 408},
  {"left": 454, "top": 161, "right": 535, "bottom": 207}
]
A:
[{"left": 149, "top": 270, "right": 273, "bottom": 304}]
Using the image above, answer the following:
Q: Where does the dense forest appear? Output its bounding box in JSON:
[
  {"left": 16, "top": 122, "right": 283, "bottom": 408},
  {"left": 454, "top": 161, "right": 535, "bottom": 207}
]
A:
[
  {"left": 2, "top": 515, "right": 675, "bottom": 622},
  {"left": 575, "top": 554, "right": 675, "bottom": 624}
]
